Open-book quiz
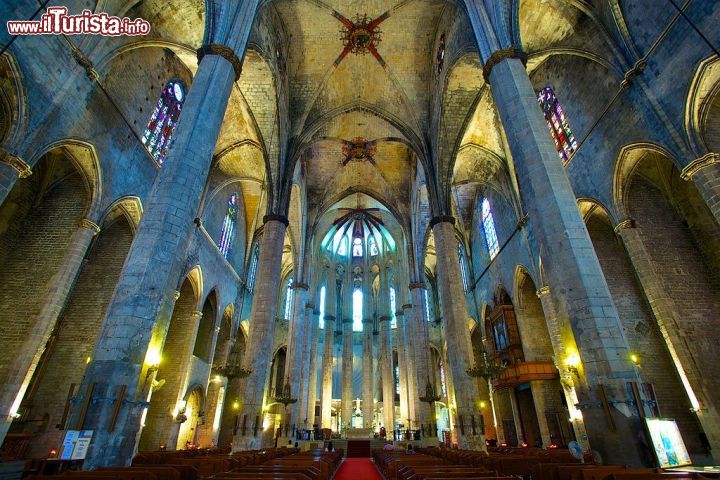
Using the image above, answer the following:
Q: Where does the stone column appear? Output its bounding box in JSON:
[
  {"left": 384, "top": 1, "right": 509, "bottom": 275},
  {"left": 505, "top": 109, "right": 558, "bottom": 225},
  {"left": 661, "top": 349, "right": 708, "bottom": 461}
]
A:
[
  {"left": 0, "top": 149, "right": 30, "bottom": 207},
  {"left": 320, "top": 265, "right": 337, "bottom": 428},
  {"left": 395, "top": 308, "right": 410, "bottom": 428},
  {"left": 467, "top": 32, "right": 645, "bottom": 461},
  {"left": 233, "top": 215, "right": 289, "bottom": 449},
  {"left": 341, "top": 280, "right": 354, "bottom": 431},
  {"left": 283, "top": 281, "right": 308, "bottom": 432},
  {"left": 362, "top": 271, "right": 374, "bottom": 429},
  {"left": 536, "top": 287, "right": 590, "bottom": 450},
  {"left": 295, "top": 301, "right": 314, "bottom": 430},
  {"left": 66, "top": 9, "right": 257, "bottom": 463},
  {"left": 681, "top": 153, "right": 720, "bottom": 225},
  {"left": 305, "top": 306, "right": 321, "bottom": 429},
  {"left": 379, "top": 264, "right": 395, "bottom": 435},
  {"left": 409, "top": 284, "right": 434, "bottom": 437},
  {"left": 615, "top": 220, "right": 720, "bottom": 453},
  {"left": 431, "top": 218, "right": 483, "bottom": 450},
  {"left": 0, "top": 218, "right": 99, "bottom": 445},
  {"left": 402, "top": 302, "right": 418, "bottom": 430}
]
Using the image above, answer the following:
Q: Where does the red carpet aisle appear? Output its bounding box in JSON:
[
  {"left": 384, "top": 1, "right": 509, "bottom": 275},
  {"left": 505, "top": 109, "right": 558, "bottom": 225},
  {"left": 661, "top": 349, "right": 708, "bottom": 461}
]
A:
[{"left": 334, "top": 458, "right": 383, "bottom": 480}]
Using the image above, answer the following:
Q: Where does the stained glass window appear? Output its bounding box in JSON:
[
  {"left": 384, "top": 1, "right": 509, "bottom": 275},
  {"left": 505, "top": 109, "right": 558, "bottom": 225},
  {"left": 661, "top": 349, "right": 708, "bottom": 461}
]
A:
[
  {"left": 352, "top": 237, "right": 363, "bottom": 257},
  {"left": 390, "top": 285, "right": 397, "bottom": 328},
  {"left": 319, "top": 286, "right": 326, "bottom": 329},
  {"left": 353, "top": 288, "right": 363, "bottom": 332},
  {"left": 218, "top": 193, "right": 238, "bottom": 260},
  {"left": 142, "top": 80, "right": 185, "bottom": 164},
  {"left": 246, "top": 245, "right": 259, "bottom": 292},
  {"left": 424, "top": 288, "right": 431, "bottom": 322},
  {"left": 458, "top": 243, "right": 469, "bottom": 292},
  {"left": 482, "top": 198, "right": 500, "bottom": 260},
  {"left": 436, "top": 33, "right": 446, "bottom": 74},
  {"left": 369, "top": 237, "right": 379, "bottom": 256},
  {"left": 284, "top": 277, "right": 294, "bottom": 320},
  {"left": 439, "top": 360, "right": 447, "bottom": 398},
  {"left": 395, "top": 364, "right": 401, "bottom": 395},
  {"left": 337, "top": 237, "right": 347, "bottom": 257},
  {"left": 537, "top": 86, "right": 578, "bottom": 162}
]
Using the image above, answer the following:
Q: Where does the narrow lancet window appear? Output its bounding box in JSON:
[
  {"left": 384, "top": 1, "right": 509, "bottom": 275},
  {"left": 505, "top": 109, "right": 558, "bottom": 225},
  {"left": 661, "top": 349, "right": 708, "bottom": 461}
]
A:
[
  {"left": 218, "top": 193, "right": 238, "bottom": 260},
  {"left": 142, "top": 80, "right": 185, "bottom": 164},
  {"left": 537, "top": 86, "right": 578, "bottom": 162},
  {"left": 482, "top": 198, "right": 500, "bottom": 260}
]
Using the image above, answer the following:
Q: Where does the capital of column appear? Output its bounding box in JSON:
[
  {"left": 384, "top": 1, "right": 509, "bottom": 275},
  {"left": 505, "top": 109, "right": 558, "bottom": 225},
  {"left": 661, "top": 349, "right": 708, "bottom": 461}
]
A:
[
  {"left": 395, "top": 310, "right": 404, "bottom": 317},
  {"left": 0, "top": 149, "right": 32, "bottom": 178},
  {"left": 305, "top": 303, "right": 315, "bottom": 310},
  {"left": 362, "top": 317, "right": 374, "bottom": 323},
  {"left": 536, "top": 286, "right": 551, "bottom": 298},
  {"left": 191, "top": 310, "right": 204, "bottom": 319},
  {"left": 324, "top": 315, "right": 336, "bottom": 321},
  {"left": 379, "top": 315, "right": 391, "bottom": 322},
  {"left": 79, "top": 219, "right": 101, "bottom": 235},
  {"left": 197, "top": 43, "right": 243, "bottom": 81},
  {"left": 342, "top": 318, "right": 353, "bottom": 324},
  {"left": 408, "top": 282, "right": 426, "bottom": 290},
  {"left": 293, "top": 282, "right": 309, "bottom": 290},
  {"left": 429, "top": 215, "right": 455, "bottom": 229},
  {"left": 402, "top": 304, "right": 412, "bottom": 310},
  {"left": 482, "top": 46, "right": 528, "bottom": 83},
  {"left": 680, "top": 152, "right": 720, "bottom": 181},
  {"left": 614, "top": 218, "right": 635, "bottom": 233},
  {"left": 174, "top": 290, "right": 181, "bottom": 300},
  {"left": 263, "top": 214, "right": 289, "bottom": 227}
]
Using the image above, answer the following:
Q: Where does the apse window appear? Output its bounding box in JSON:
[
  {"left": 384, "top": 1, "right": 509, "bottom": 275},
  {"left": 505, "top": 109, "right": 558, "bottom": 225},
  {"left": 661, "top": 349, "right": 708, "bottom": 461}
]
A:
[
  {"left": 481, "top": 198, "right": 500, "bottom": 259},
  {"left": 390, "top": 285, "right": 397, "bottom": 328},
  {"left": 352, "top": 237, "right": 363, "bottom": 257},
  {"left": 369, "top": 236, "right": 379, "bottom": 256},
  {"left": 353, "top": 288, "right": 363, "bottom": 331},
  {"left": 337, "top": 237, "right": 348, "bottom": 257},
  {"left": 537, "top": 86, "right": 578, "bottom": 162},
  {"left": 284, "top": 277, "right": 294, "bottom": 320},
  {"left": 319, "top": 285, "right": 326, "bottom": 329},
  {"left": 142, "top": 80, "right": 185, "bottom": 164},
  {"left": 218, "top": 193, "right": 238, "bottom": 260}
]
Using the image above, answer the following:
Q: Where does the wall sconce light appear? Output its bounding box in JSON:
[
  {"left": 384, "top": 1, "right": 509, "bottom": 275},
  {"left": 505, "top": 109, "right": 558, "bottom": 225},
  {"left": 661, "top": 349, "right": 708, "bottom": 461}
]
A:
[
  {"left": 145, "top": 348, "right": 161, "bottom": 372},
  {"left": 630, "top": 354, "right": 640, "bottom": 368},
  {"left": 479, "top": 401, "right": 487, "bottom": 409},
  {"left": 565, "top": 353, "right": 581, "bottom": 375}
]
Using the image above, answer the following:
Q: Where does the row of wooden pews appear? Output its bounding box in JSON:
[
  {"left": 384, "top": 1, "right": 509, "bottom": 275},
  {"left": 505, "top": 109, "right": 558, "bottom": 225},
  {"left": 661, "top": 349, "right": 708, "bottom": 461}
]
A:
[
  {"left": 372, "top": 449, "right": 516, "bottom": 480},
  {"left": 414, "top": 447, "right": 713, "bottom": 480},
  {"left": 209, "top": 449, "right": 343, "bottom": 480},
  {"left": 27, "top": 448, "right": 298, "bottom": 480}
]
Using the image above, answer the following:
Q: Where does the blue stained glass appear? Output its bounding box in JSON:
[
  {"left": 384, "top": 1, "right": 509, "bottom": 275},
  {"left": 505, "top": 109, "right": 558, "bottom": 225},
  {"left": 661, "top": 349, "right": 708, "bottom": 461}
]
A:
[
  {"left": 142, "top": 80, "right": 185, "bottom": 164},
  {"left": 218, "top": 193, "right": 238, "bottom": 260},
  {"left": 537, "top": 86, "right": 578, "bottom": 162},
  {"left": 482, "top": 199, "right": 500, "bottom": 260}
]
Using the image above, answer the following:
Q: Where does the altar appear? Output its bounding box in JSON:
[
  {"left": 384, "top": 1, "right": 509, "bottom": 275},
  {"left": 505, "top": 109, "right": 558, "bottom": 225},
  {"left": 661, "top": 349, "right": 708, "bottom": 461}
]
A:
[{"left": 343, "top": 428, "right": 374, "bottom": 439}]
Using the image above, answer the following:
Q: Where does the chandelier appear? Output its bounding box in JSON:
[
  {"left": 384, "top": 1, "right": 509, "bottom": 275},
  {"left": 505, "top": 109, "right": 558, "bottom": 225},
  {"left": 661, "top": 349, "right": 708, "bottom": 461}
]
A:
[
  {"left": 419, "top": 379, "right": 442, "bottom": 405},
  {"left": 273, "top": 382, "right": 298, "bottom": 407},
  {"left": 466, "top": 351, "right": 505, "bottom": 379}
]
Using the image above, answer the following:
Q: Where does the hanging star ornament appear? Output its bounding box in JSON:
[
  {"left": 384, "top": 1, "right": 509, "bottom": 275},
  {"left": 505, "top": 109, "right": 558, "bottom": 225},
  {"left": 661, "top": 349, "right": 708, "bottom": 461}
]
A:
[
  {"left": 333, "top": 11, "right": 388, "bottom": 67},
  {"left": 341, "top": 136, "right": 378, "bottom": 166}
]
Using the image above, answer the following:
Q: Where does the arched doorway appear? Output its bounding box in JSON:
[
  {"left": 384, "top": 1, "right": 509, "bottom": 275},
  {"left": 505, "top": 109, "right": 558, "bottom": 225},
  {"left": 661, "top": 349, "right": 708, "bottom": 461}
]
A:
[
  {"left": 139, "top": 276, "right": 199, "bottom": 451},
  {"left": 176, "top": 387, "right": 204, "bottom": 449}
]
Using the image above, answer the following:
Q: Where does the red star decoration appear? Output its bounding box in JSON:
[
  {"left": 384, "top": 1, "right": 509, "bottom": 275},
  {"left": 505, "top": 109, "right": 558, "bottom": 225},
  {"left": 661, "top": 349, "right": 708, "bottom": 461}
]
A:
[{"left": 332, "top": 11, "right": 389, "bottom": 67}]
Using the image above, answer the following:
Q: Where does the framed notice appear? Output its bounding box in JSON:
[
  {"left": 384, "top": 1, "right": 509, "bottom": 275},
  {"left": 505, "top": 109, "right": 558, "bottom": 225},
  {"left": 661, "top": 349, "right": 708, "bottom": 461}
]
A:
[
  {"left": 645, "top": 418, "right": 691, "bottom": 468},
  {"left": 58, "top": 430, "right": 94, "bottom": 461}
]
